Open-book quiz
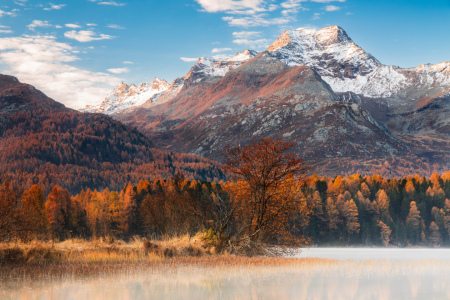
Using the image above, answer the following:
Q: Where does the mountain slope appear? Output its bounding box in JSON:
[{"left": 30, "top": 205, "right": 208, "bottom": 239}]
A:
[
  {"left": 0, "top": 75, "right": 224, "bottom": 193},
  {"left": 82, "top": 78, "right": 170, "bottom": 115},
  {"left": 117, "top": 53, "right": 406, "bottom": 172},
  {"left": 82, "top": 26, "right": 450, "bottom": 177}
]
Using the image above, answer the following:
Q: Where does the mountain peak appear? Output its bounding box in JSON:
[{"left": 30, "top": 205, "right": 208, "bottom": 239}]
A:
[
  {"left": 314, "top": 26, "right": 351, "bottom": 45},
  {"left": 267, "top": 25, "right": 381, "bottom": 79}
]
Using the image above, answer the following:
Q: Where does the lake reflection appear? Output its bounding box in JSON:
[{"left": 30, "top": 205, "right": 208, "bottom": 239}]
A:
[{"left": 2, "top": 248, "right": 450, "bottom": 300}]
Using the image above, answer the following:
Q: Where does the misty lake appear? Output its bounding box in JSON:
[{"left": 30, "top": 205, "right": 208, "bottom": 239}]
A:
[{"left": 2, "top": 248, "right": 450, "bottom": 300}]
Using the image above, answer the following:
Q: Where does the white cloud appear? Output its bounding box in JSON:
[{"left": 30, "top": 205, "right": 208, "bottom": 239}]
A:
[
  {"left": 107, "top": 67, "right": 129, "bottom": 74},
  {"left": 0, "top": 9, "right": 17, "bottom": 18},
  {"left": 180, "top": 57, "right": 198, "bottom": 62},
  {"left": 86, "top": 23, "right": 97, "bottom": 26},
  {"left": 0, "top": 25, "right": 12, "bottom": 34},
  {"left": 194, "top": 0, "right": 266, "bottom": 13},
  {"left": 0, "top": 35, "right": 119, "bottom": 108},
  {"left": 325, "top": 5, "right": 340, "bottom": 11},
  {"left": 123, "top": 61, "right": 133, "bottom": 64},
  {"left": 223, "top": 14, "right": 290, "bottom": 27},
  {"left": 65, "top": 23, "right": 81, "bottom": 29},
  {"left": 232, "top": 31, "right": 260, "bottom": 38},
  {"left": 281, "top": 0, "right": 306, "bottom": 9},
  {"left": 311, "top": 0, "right": 345, "bottom": 2},
  {"left": 107, "top": 24, "right": 125, "bottom": 29},
  {"left": 280, "top": 0, "right": 308, "bottom": 15},
  {"left": 212, "top": 47, "right": 232, "bottom": 53},
  {"left": 233, "top": 38, "right": 268, "bottom": 48},
  {"left": 99, "top": 1, "right": 126, "bottom": 6},
  {"left": 312, "top": 12, "right": 321, "bottom": 19},
  {"left": 14, "top": 1, "right": 27, "bottom": 7},
  {"left": 27, "top": 20, "right": 52, "bottom": 31},
  {"left": 64, "top": 30, "right": 114, "bottom": 42},
  {"left": 89, "top": 0, "right": 126, "bottom": 6},
  {"left": 44, "top": 4, "right": 66, "bottom": 10}
]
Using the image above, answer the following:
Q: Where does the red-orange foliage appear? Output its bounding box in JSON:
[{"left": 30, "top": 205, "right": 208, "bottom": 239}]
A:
[{"left": 223, "top": 138, "right": 312, "bottom": 253}]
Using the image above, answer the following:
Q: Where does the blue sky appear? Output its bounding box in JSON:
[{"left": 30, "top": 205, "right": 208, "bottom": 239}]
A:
[{"left": 0, "top": 0, "right": 449, "bottom": 108}]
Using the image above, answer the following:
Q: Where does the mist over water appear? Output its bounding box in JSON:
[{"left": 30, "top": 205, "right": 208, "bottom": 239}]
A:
[{"left": 2, "top": 248, "right": 450, "bottom": 300}]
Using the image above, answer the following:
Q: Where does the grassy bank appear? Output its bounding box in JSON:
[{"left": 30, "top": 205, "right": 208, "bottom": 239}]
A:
[{"left": 0, "top": 235, "right": 321, "bottom": 283}]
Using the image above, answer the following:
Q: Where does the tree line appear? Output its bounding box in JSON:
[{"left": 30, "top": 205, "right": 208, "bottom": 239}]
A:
[{"left": 2, "top": 139, "right": 450, "bottom": 249}]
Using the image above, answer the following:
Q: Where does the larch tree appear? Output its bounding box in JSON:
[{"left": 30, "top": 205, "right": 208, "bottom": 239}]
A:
[
  {"left": 46, "top": 185, "right": 72, "bottom": 240},
  {"left": 21, "top": 185, "right": 48, "bottom": 240},
  {"left": 429, "top": 221, "right": 441, "bottom": 246},
  {"left": 406, "top": 201, "right": 421, "bottom": 244},
  {"left": 324, "top": 197, "right": 341, "bottom": 234},
  {"left": 378, "top": 220, "right": 392, "bottom": 246},
  {"left": 376, "top": 189, "right": 391, "bottom": 223},
  {"left": 342, "top": 199, "right": 360, "bottom": 240},
  {"left": 223, "top": 137, "right": 311, "bottom": 255}
]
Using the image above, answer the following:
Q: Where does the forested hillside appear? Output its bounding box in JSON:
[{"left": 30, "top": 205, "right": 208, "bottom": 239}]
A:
[{"left": 0, "top": 75, "right": 224, "bottom": 193}]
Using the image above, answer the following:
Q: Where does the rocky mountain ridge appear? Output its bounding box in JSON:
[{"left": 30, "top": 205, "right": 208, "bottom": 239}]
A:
[{"left": 79, "top": 26, "right": 450, "bottom": 177}]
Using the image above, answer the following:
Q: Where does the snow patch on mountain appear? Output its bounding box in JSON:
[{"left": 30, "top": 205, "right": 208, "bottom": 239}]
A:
[
  {"left": 82, "top": 78, "right": 170, "bottom": 115},
  {"left": 268, "top": 26, "right": 381, "bottom": 78},
  {"left": 268, "top": 25, "right": 450, "bottom": 98},
  {"left": 185, "top": 50, "right": 259, "bottom": 82}
]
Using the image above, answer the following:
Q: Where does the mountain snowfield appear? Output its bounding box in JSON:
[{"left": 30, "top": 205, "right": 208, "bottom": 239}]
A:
[{"left": 82, "top": 25, "right": 450, "bottom": 116}]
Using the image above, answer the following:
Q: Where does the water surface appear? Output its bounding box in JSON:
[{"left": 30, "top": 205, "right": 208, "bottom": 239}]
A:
[{"left": 2, "top": 248, "right": 450, "bottom": 300}]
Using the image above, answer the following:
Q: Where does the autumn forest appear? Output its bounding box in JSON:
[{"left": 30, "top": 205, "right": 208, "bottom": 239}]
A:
[{"left": 3, "top": 160, "right": 450, "bottom": 248}]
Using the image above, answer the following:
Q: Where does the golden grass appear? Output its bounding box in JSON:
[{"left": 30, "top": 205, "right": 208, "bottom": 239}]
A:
[
  {"left": 4, "top": 236, "right": 450, "bottom": 292},
  {"left": 0, "top": 235, "right": 335, "bottom": 285}
]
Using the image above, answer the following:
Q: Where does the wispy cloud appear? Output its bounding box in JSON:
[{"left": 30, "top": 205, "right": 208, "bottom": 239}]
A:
[
  {"left": 14, "top": 0, "right": 27, "bottom": 7},
  {"left": 64, "top": 30, "right": 114, "bottom": 42},
  {"left": 180, "top": 57, "right": 198, "bottom": 62},
  {"left": 65, "top": 23, "right": 81, "bottom": 29},
  {"left": 311, "top": 0, "right": 345, "bottom": 2},
  {"left": 232, "top": 31, "right": 260, "bottom": 38},
  {"left": 28, "top": 20, "right": 52, "bottom": 31},
  {"left": 107, "top": 24, "right": 126, "bottom": 29},
  {"left": 231, "top": 31, "right": 268, "bottom": 48},
  {"left": 223, "top": 14, "right": 290, "bottom": 27},
  {"left": 312, "top": 12, "right": 321, "bottom": 19},
  {"left": 43, "top": 3, "right": 66, "bottom": 10},
  {"left": 212, "top": 47, "right": 232, "bottom": 53},
  {"left": 194, "top": 0, "right": 266, "bottom": 13},
  {"left": 107, "top": 67, "right": 129, "bottom": 74},
  {"left": 89, "top": 0, "right": 126, "bottom": 6},
  {"left": 233, "top": 38, "right": 268, "bottom": 48},
  {"left": 0, "top": 35, "right": 119, "bottom": 108},
  {"left": 280, "top": 0, "right": 307, "bottom": 16},
  {"left": 123, "top": 61, "right": 133, "bottom": 64},
  {"left": 0, "top": 25, "right": 13, "bottom": 34},
  {"left": 325, "top": 5, "right": 340, "bottom": 11},
  {"left": 0, "top": 9, "right": 17, "bottom": 18}
]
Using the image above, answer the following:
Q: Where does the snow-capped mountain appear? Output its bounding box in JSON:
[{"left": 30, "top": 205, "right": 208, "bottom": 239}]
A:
[
  {"left": 82, "top": 78, "right": 170, "bottom": 115},
  {"left": 267, "top": 26, "right": 450, "bottom": 99},
  {"left": 183, "top": 49, "right": 259, "bottom": 83},
  {"left": 268, "top": 26, "right": 381, "bottom": 78},
  {"left": 83, "top": 50, "right": 258, "bottom": 115},
  {"left": 78, "top": 25, "right": 450, "bottom": 177}
]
